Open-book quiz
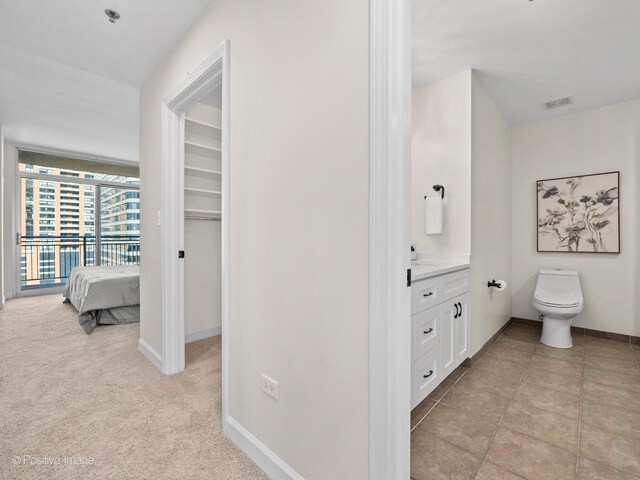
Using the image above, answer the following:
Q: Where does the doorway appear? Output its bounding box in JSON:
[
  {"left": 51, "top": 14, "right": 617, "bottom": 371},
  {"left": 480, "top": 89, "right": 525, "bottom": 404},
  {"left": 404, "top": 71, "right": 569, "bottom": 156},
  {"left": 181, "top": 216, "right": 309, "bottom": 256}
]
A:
[{"left": 159, "top": 39, "right": 230, "bottom": 442}]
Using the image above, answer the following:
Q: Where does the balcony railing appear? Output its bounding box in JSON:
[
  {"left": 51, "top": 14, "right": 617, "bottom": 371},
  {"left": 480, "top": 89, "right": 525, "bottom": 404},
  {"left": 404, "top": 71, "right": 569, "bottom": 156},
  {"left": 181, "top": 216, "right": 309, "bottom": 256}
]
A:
[{"left": 19, "top": 234, "right": 140, "bottom": 290}]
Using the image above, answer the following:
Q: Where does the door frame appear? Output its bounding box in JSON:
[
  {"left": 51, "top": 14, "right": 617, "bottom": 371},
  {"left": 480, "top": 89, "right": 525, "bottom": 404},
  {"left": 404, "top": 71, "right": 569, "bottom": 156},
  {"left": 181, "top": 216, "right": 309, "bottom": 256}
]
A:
[
  {"left": 159, "top": 39, "right": 230, "bottom": 433},
  {"left": 369, "top": 0, "right": 412, "bottom": 478}
]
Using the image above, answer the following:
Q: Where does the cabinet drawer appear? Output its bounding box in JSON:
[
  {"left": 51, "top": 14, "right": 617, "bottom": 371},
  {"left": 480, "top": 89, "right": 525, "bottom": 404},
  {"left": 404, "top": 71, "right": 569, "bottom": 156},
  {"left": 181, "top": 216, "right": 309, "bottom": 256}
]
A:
[
  {"left": 411, "top": 276, "right": 441, "bottom": 314},
  {"left": 441, "top": 269, "right": 470, "bottom": 301},
  {"left": 412, "top": 347, "right": 440, "bottom": 409},
  {"left": 412, "top": 307, "right": 439, "bottom": 361}
]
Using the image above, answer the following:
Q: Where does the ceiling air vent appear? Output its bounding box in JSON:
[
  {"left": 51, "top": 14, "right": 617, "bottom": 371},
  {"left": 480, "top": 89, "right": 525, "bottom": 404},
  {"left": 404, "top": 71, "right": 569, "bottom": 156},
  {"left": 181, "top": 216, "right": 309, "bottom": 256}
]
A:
[{"left": 543, "top": 96, "right": 572, "bottom": 110}]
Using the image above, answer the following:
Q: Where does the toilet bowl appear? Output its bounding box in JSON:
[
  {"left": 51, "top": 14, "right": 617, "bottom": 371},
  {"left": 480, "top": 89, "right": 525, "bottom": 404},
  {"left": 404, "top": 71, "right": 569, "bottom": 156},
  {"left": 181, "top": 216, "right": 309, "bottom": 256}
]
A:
[{"left": 532, "top": 269, "right": 584, "bottom": 349}]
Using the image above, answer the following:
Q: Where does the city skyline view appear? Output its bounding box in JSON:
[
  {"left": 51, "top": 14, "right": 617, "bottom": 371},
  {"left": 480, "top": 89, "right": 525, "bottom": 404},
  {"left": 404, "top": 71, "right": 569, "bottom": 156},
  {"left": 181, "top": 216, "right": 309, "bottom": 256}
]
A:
[{"left": 18, "top": 158, "right": 140, "bottom": 289}]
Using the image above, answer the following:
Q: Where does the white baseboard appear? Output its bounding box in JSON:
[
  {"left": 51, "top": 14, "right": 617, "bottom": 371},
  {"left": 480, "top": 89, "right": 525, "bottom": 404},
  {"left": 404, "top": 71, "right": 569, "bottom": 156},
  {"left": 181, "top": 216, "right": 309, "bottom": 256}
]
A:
[
  {"left": 225, "top": 416, "right": 304, "bottom": 480},
  {"left": 138, "top": 338, "right": 162, "bottom": 371},
  {"left": 185, "top": 325, "right": 221, "bottom": 343}
]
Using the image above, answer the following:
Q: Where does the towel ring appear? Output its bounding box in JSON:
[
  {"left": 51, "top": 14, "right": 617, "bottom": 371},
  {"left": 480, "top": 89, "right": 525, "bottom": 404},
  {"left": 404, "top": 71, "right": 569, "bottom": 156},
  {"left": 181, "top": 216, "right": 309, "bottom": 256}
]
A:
[{"left": 432, "top": 185, "right": 445, "bottom": 199}]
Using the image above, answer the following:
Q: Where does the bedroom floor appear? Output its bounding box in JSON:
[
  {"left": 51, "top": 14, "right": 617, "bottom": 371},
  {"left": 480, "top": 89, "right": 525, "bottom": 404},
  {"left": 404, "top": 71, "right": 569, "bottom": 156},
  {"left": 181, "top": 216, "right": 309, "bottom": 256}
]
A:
[{"left": 0, "top": 294, "right": 267, "bottom": 480}]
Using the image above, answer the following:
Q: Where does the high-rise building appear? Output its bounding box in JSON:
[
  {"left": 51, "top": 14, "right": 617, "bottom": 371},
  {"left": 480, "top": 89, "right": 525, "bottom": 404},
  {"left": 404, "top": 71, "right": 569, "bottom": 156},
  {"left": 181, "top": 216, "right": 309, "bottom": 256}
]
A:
[{"left": 19, "top": 163, "right": 139, "bottom": 289}]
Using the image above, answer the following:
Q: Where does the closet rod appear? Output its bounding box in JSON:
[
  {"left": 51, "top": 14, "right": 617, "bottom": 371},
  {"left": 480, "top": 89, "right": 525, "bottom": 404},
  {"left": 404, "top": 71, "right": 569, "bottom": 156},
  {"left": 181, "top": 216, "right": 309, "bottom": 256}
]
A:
[{"left": 185, "top": 216, "right": 221, "bottom": 222}]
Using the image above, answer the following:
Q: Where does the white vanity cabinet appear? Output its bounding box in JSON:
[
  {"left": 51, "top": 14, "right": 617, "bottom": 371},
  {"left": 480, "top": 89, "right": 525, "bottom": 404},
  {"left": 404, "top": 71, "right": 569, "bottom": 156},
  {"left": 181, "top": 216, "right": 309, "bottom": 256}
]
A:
[{"left": 411, "top": 267, "right": 470, "bottom": 409}]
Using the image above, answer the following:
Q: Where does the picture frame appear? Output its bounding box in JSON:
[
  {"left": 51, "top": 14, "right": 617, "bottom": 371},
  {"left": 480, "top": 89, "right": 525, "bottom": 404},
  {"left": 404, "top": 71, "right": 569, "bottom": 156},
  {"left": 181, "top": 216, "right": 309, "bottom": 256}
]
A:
[{"left": 536, "top": 171, "right": 620, "bottom": 253}]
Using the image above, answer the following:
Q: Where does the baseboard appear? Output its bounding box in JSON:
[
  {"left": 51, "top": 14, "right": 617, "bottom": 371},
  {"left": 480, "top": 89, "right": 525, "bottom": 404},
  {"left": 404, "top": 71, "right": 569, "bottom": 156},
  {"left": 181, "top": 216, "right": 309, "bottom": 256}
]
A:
[
  {"left": 511, "top": 317, "right": 640, "bottom": 344},
  {"left": 225, "top": 416, "right": 304, "bottom": 480},
  {"left": 510, "top": 317, "right": 541, "bottom": 328},
  {"left": 137, "top": 338, "right": 162, "bottom": 371},
  {"left": 462, "top": 317, "right": 513, "bottom": 368},
  {"left": 583, "top": 327, "right": 640, "bottom": 344},
  {"left": 185, "top": 326, "right": 221, "bottom": 343}
]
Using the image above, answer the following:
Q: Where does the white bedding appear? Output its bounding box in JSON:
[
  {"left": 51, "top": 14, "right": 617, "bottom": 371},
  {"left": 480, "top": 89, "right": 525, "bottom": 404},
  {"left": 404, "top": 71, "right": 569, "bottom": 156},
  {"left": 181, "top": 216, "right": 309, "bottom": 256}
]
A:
[{"left": 63, "top": 265, "right": 140, "bottom": 334}]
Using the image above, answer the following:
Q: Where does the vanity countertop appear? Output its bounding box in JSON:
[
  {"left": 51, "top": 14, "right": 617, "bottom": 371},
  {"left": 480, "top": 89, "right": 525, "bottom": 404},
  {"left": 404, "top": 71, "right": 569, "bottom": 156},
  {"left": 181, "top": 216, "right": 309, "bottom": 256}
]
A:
[{"left": 411, "top": 254, "right": 470, "bottom": 282}]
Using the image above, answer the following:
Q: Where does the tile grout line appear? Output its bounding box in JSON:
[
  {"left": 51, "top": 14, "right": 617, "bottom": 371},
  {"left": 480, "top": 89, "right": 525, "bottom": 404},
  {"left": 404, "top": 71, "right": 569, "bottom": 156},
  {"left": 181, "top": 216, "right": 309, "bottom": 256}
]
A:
[
  {"left": 575, "top": 328, "right": 586, "bottom": 476},
  {"left": 580, "top": 335, "right": 640, "bottom": 478},
  {"left": 469, "top": 330, "right": 541, "bottom": 479},
  {"left": 426, "top": 325, "right": 586, "bottom": 477},
  {"left": 411, "top": 324, "right": 513, "bottom": 433},
  {"left": 631, "top": 338, "right": 640, "bottom": 371},
  {"left": 416, "top": 327, "right": 515, "bottom": 433},
  {"left": 411, "top": 368, "right": 470, "bottom": 432}
]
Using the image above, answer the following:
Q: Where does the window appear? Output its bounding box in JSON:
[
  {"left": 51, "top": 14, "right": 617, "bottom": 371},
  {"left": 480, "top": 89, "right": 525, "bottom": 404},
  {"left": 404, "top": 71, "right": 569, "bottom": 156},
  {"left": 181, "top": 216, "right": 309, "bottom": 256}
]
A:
[{"left": 18, "top": 150, "right": 140, "bottom": 290}]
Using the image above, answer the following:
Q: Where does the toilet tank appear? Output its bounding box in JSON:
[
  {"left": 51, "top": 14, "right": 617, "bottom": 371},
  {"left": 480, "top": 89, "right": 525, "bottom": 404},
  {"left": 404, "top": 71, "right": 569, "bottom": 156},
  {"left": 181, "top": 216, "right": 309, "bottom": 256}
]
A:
[{"left": 535, "top": 269, "right": 583, "bottom": 304}]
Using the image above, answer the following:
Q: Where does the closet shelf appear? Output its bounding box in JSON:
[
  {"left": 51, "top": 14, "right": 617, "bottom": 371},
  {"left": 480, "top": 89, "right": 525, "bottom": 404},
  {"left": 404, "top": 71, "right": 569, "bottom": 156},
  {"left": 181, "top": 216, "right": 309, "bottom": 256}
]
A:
[
  {"left": 185, "top": 116, "right": 222, "bottom": 131},
  {"left": 184, "top": 166, "right": 222, "bottom": 176},
  {"left": 185, "top": 140, "right": 222, "bottom": 153},
  {"left": 185, "top": 187, "right": 222, "bottom": 197}
]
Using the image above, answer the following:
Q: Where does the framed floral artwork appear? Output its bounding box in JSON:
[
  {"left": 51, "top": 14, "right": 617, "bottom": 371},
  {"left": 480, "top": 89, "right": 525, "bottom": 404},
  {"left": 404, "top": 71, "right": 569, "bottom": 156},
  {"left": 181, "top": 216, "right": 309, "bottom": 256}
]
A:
[{"left": 537, "top": 171, "right": 620, "bottom": 253}]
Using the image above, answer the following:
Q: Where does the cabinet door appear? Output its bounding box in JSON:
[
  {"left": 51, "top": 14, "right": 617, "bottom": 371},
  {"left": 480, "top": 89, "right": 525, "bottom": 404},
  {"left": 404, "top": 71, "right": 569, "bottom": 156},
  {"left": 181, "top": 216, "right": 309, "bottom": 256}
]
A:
[
  {"left": 438, "top": 300, "right": 456, "bottom": 378},
  {"left": 453, "top": 293, "right": 470, "bottom": 364}
]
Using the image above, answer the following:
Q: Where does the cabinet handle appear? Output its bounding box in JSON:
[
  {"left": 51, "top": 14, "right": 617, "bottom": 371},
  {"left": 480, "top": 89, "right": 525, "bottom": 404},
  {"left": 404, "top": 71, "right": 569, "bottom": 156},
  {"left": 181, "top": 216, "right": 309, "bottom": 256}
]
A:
[
  {"left": 423, "top": 291, "right": 434, "bottom": 297},
  {"left": 458, "top": 302, "right": 462, "bottom": 316},
  {"left": 454, "top": 303, "right": 459, "bottom": 318},
  {"left": 423, "top": 370, "right": 434, "bottom": 379},
  {"left": 423, "top": 327, "right": 433, "bottom": 335}
]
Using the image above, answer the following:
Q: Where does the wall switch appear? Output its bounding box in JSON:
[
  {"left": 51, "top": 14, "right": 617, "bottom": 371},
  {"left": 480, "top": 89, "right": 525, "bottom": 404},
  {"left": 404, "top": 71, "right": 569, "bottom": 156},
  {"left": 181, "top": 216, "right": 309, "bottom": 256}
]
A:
[
  {"left": 261, "top": 373, "right": 279, "bottom": 400},
  {"left": 156, "top": 210, "right": 161, "bottom": 226}
]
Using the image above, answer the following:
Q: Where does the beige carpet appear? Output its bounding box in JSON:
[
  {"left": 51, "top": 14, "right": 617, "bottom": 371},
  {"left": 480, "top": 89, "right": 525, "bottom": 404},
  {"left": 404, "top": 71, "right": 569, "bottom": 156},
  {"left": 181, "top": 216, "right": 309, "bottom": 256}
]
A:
[{"left": 0, "top": 294, "right": 267, "bottom": 480}]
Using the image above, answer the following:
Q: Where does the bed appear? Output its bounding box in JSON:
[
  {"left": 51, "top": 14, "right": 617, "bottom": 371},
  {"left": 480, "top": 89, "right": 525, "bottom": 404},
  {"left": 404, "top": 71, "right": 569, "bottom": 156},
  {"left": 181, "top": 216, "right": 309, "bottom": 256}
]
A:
[{"left": 63, "top": 265, "right": 140, "bottom": 334}]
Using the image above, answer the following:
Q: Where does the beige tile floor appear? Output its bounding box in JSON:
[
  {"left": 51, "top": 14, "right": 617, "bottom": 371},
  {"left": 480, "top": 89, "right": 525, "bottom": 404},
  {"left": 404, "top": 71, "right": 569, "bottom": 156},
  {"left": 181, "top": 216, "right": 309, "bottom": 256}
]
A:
[{"left": 411, "top": 323, "right": 640, "bottom": 480}]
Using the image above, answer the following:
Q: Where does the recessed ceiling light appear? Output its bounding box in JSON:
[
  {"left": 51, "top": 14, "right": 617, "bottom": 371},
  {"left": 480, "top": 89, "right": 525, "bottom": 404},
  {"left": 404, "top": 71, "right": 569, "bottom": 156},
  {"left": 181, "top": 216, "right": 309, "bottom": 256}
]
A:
[
  {"left": 104, "top": 8, "right": 120, "bottom": 24},
  {"left": 543, "top": 96, "right": 572, "bottom": 110}
]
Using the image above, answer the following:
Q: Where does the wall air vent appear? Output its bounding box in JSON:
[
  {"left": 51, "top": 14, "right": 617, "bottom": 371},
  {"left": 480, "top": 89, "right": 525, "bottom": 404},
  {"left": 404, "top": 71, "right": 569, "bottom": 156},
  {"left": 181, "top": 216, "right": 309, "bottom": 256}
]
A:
[{"left": 543, "top": 96, "right": 572, "bottom": 110}]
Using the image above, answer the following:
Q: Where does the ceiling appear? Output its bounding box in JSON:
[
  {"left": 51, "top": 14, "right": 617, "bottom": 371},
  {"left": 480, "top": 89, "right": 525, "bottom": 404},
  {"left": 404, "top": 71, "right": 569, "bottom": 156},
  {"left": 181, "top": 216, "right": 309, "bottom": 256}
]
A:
[
  {"left": 0, "top": 0, "right": 211, "bottom": 87},
  {"left": 0, "top": 44, "right": 139, "bottom": 162},
  {"left": 413, "top": 0, "right": 640, "bottom": 124}
]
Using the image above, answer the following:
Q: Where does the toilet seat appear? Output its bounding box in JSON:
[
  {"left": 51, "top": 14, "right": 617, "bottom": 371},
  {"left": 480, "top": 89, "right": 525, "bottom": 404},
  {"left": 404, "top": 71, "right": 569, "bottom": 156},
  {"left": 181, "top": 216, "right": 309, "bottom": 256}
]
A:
[
  {"left": 533, "top": 298, "right": 580, "bottom": 309},
  {"left": 533, "top": 285, "right": 583, "bottom": 308}
]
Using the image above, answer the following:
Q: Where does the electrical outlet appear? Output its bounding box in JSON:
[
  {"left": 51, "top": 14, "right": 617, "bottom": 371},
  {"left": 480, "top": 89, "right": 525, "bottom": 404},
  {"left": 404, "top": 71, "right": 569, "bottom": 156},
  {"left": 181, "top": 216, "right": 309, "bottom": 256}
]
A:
[{"left": 261, "top": 374, "right": 279, "bottom": 400}]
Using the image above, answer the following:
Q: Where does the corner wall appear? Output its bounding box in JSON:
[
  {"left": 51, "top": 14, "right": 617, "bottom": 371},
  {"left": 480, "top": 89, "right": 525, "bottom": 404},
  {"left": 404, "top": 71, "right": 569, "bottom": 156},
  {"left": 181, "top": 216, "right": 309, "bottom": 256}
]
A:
[
  {"left": 0, "top": 125, "right": 4, "bottom": 305},
  {"left": 1, "top": 141, "right": 15, "bottom": 301},
  {"left": 469, "top": 75, "right": 512, "bottom": 355},
  {"left": 411, "top": 71, "right": 472, "bottom": 254},
  {"left": 511, "top": 99, "right": 640, "bottom": 336},
  {"left": 138, "top": 0, "right": 370, "bottom": 478},
  {"left": 411, "top": 72, "right": 513, "bottom": 355}
]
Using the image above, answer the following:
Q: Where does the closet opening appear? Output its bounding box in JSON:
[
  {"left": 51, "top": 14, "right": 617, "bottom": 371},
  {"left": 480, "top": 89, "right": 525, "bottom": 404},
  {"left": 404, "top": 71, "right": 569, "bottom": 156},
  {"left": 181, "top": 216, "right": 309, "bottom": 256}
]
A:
[{"left": 159, "top": 40, "right": 230, "bottom": 444}]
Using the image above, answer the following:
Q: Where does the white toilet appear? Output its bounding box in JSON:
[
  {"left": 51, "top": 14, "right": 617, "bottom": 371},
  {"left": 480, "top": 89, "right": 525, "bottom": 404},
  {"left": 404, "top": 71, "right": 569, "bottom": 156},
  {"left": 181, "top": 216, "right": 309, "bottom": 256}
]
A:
[{"left": 532, "top": 269, "right": 584, "bottom": 349}]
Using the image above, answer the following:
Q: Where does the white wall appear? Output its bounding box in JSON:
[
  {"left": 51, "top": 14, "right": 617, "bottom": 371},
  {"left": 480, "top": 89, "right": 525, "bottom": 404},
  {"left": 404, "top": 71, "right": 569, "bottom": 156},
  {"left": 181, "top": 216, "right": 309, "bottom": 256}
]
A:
[
  {"left": 411, "top": 71, "right": 472, "bottom": 254},
  {"left": 2, "top": 141, "right": 15, "bottom": 299},
  {"left": 0, "top": 125, "right": 4, "bottom": 306},
  {"left": 139, "top": 0, "right": 370, "bottom": 478},
  {"left": 511, "top": 99, "right": 640, "bottom": 336},
  {"left": 469, "top": 76, "right": 512, "bottom": 354},
  {"left": 0, "top": 44, "right": 139, "bottom": 162},
  {"left": 412, "top": 72, "right": 513, "bottom": 354}
]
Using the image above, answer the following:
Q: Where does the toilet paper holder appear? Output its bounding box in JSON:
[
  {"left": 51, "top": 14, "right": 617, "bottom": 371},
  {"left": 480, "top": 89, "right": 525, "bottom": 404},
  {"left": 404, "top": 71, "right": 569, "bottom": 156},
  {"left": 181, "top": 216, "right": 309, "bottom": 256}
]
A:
[{"left": 487, "top": 279, "right": 502, "bottom": 288}]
